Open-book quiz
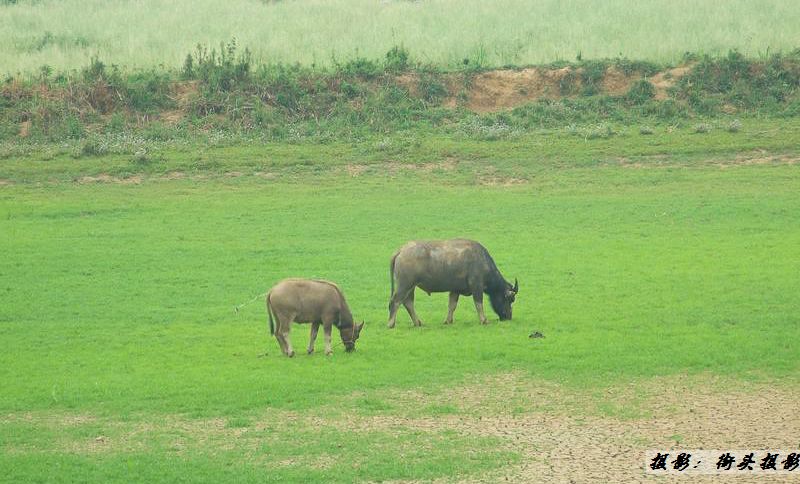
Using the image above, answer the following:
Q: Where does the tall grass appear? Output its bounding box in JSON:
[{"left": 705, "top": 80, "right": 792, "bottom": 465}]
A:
[{"left": 1, "top": 0, "right": 799, "bottom": 74}]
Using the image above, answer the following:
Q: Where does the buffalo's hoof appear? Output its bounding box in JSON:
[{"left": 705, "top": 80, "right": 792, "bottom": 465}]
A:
[
  {"left": 387, "top": 322, "right": 396, "bottom": 329},
  {"left": 307, "top": 348, "right": 314, "bottom": 355},
  {"left": 287, "top": 351, "right": 295, "bottom": 358},
  {"left": 325, "top": 351, "right": 333, "bottom": 356}
]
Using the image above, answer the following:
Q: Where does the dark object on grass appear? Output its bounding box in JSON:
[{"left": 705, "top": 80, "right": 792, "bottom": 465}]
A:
[{"left": 529, "top": 331, "right": 544, "bottom": 339}]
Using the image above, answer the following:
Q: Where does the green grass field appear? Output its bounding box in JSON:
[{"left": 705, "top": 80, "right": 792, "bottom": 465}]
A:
[
  {"left": 1, "top": 1, "right": 799, "bottom": 477},
  {"left": 1, "top": 124, "right": 799, "bottom": 481},
  {"left": 2, "top": 0, "right": 800, "bottom": 73}
]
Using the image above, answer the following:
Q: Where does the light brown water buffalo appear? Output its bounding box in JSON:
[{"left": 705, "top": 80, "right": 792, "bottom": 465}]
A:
[
  {"left": 387, "top": 239, "right": 518, "bottom": 327},
  {"left": 266, "top": 278, "right": 364, "bottom": 357}
]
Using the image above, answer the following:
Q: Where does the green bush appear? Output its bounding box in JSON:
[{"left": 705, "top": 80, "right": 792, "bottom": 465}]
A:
[
  {"left": 626, "top": 79, "right": 655, "bottom": 105},
  {"left": 385, "top": 45, "right": 410, "bottom": 72}
]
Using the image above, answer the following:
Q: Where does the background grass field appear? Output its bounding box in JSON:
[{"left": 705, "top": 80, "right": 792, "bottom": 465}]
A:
[
  {"left": 2, "top": 0, "right": 800, "bottom": 73},
  {"left": 2, "top": 127, "right": 799, "bottom": 481}
]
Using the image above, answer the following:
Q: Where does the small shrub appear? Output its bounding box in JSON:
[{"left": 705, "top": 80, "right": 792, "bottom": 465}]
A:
[
  {"left": 639, "top": 125, "right": 654, "bottom": 135},
  {"left": 559, "top": 69, "right": 579, "bottom": 96},
  {"left": 727, "top": 119, "right": 742, "bottom": 132},
  {"left": 585, "top": 123, "right": 615, "bottom": 139},
  {"left": 126, "top": 70, "right": 174, "bottom": 112},
  {"left": 51, "top": 114, "right": 85, "bottom": 140},
  {"left": 459, "top": 117, "right": 520, "bottom": 140},
  {"left": 193, "top": 39, "right": 252, "bottom": 92},
  {"left": 385, "top": 45, "right": 410, "bottom": 72},
  {"left": 181, "top": 53, "right": 194, "bottom": 80},
  {"left": 580, "top": 61, "right": 606, "bottom": 96},
  {"left": 132, "top": 147, "right": 151, "bottom": 164},
  {"left": 341, "top": 57, "right": 382, "bottom": 79},
  {"left": 693, "top": 122, "right": 713, "bottom": 134},
  {"left": 417, "top": 73, "right": 447, "bottom": 104},
  {"left": 107, "top": 113, "right": 127, "bottom": 133},
  {"left": 80, "top": 138, "right": 108, "bottom": 157},
  {"left": 626, "top": 79, "right": 655, "bottom": 105}
]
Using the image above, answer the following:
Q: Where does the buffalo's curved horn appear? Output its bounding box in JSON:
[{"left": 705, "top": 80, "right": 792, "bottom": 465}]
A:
[{"left": 513, "top": 278, "right": 519, "bottom": 293}]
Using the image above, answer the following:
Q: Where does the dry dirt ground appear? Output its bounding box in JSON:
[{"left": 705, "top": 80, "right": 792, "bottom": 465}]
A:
[
  {"left": 3, "top": 373, "right": 798, "bottom": 483},
  {"left": 392, "top": 64, "right": 690, "bottom": 114},
  {"left": 372, "top": 373, "right": 800, "bottom": 483}
]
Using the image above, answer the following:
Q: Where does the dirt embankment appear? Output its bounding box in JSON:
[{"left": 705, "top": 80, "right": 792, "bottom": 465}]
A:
[
  {"left": 7, "top": 63, "right": 694, "bottom": 136},
  {"left": 394, "top": 64, "right": 691, "bottom": 114}
]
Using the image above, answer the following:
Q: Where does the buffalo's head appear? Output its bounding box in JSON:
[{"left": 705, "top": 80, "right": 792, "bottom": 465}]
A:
[
  {"left": 342, "top": 321, "right": 365, "bottom": 352},
  {"left": 489, "top": 278, "right": 518, "bottom": 320}
]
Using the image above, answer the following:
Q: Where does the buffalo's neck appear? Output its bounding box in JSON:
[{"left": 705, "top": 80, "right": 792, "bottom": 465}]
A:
[
  {"left": 485, "top": 268, "right": 508, "bottom": 294},
  {"left": 338, "top": 304, "right": 355, "bottom": 329}
]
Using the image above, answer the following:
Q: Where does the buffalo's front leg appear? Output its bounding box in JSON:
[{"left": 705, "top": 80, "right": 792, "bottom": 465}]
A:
[
  {"left": 472, "top": 292, "right": 488, "bottom": 325},
  {"left": 307, "top": 322, "right": 320, "bottom": 354},
  {"left": 444, "top": 292, "right": 459, "bottom": 324},
  {"left": 323, "top": 323, "right": 333, "bottom": 356}
]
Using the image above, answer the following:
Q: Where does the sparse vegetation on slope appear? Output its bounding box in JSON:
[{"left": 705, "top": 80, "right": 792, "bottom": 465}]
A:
[{"left": 2, "top": 45, "right": 799, "bottom": 148}]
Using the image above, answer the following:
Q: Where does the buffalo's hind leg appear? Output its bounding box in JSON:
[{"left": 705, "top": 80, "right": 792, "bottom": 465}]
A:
[
  {"left": 388, "top": 284, "right": 412, "bottom": 328},
  {"left": 272, "top": 313, "right": 289, "bottom": 355},
  {"left": 307, "top": 322, "right": 320, "bottom": 355},
  {"left": 444, "top": 292, "right": 459, "bottom": 324},
  {"left": 402, "top": 290, "right": 424, "bottom": 327},
  {"left": 278, "top": 316, "right": 295, "bottom": 357}
]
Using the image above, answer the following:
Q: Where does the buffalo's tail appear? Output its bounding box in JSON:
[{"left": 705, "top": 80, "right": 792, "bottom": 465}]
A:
[
  {"left": 266, "top": 292, "right": 275, "bottom": 336},
  {"left": 389, "top": 253, "right": 398, "bottom": 298}
]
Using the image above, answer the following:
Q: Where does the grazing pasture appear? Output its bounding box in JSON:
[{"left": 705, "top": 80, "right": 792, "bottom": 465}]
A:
[
  {"left": 1, "top": 0, "right": 799, "bottom": 478},
  {"left": 2, "top": 0, "right": 800, "bottom": 73},
  {"left": 1, "top": 126, "right": 799, "bottom": 480}
]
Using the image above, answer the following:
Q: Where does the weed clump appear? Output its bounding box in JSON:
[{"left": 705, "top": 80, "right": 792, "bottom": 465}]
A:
[
  {"left": 459, "top": 118, "right": 520, "bottom": 140},
  {"left": 693, "top": 123, "right": 713, "bottom": 134},
  {"left": 626, "top": 80, "right": 655, "bottom": 105},
  {"left": 80, "top": 137, "right": 109, "bottom": 157},
  {"left": 385, "top": 45, "right": 410, "bottom": 72}
]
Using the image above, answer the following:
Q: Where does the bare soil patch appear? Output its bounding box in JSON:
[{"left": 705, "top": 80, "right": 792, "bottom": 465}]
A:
[
  {"left": 650, "top": 65, "right": 692, "bottom": 101},
  {"left": 18, "top": 120, "right": 31, "bottom": 138},
  {"left": 601, "top": 66, "right": 635, "bottom": 95},
  {"left": 76, "top": 174, "right": 142, "bottom": 184},
  {"left": 344, "top": 163, "right": 368, "bottom": 177},
  {"left": 417, "top": 64, "right": 690, "bottom": 113},
  {"left": 343, "top": 373, "right": 800, "bottom": 483},
  {"left": 465, "top": 67, "right": 574, "bottom": 113},
  {"left": 3, "top": 374, "right": 797, "bottom": 482},
  {"left": 160, "top": 81, "right": 199, "bottom": 124},
  {"left": 720, "top": 153, "right": 800, "bottom": 168}
]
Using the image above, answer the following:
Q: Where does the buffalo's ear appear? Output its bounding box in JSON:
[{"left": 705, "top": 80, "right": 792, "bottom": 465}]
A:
[
  {"left": 513, "top": 278, "right": 519, "bottom": 293},
  {"left": 357, "top": 322, "right": 365, "bottom": 331}
]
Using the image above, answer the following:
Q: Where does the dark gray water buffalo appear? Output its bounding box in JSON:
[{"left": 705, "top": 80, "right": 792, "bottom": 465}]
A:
[
  {"left": 266, "top": 278, "right": 364, "bottom": 357},
  {"left": 387, "top": 239, "right": 518, "bottom": 327}
]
